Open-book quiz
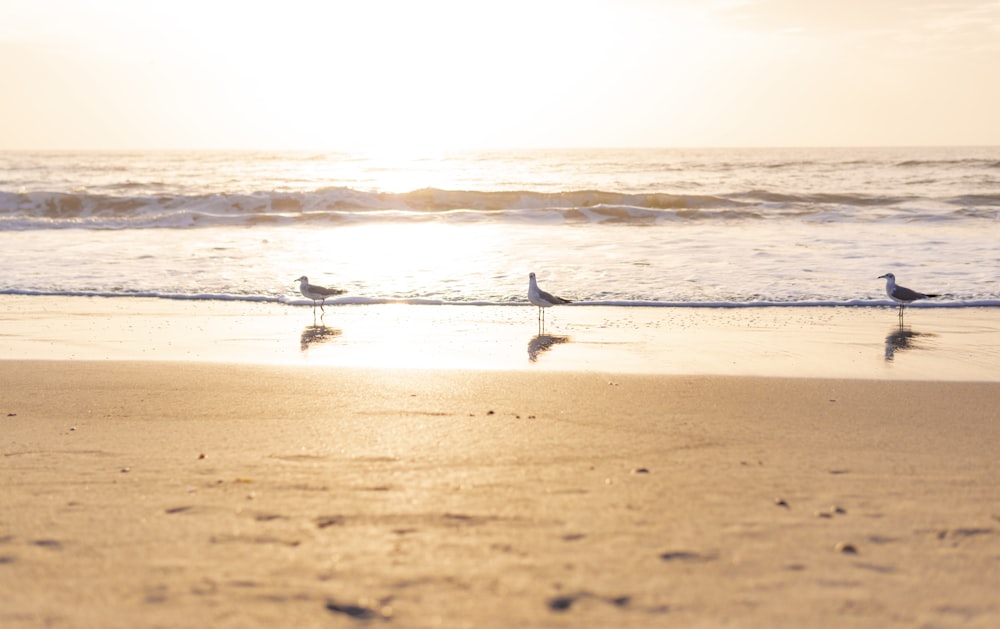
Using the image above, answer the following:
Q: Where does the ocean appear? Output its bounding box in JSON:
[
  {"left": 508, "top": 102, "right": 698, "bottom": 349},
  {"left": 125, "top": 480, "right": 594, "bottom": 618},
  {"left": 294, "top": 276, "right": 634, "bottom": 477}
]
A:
[{"left": 1, "top": 147, "right": 998, "bottom": 308}]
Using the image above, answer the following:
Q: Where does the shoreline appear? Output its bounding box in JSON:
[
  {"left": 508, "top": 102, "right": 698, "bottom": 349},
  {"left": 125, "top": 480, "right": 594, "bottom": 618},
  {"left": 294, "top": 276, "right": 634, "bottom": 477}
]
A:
[{"left": 1, "top": 295, "right": 998, "bottom": 380}]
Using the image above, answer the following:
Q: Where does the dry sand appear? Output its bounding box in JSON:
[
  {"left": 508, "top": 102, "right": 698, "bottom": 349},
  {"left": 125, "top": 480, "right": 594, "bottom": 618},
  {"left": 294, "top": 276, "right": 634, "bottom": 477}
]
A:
[{"left": 1, "top": 297, "right": 999, "bottom": 628}]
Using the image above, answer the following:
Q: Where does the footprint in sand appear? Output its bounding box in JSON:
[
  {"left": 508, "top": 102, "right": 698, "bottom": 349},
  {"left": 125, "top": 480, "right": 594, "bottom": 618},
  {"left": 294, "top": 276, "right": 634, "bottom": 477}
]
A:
[{"left": 547, "top": 592, "right": 631, "bottom": 612}]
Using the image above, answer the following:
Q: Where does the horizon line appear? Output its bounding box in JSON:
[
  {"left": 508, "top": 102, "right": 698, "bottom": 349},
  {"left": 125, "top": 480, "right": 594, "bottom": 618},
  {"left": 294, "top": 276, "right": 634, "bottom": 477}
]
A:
[{"left": 2, "top": 144, "right": 999, "bottom": 153}]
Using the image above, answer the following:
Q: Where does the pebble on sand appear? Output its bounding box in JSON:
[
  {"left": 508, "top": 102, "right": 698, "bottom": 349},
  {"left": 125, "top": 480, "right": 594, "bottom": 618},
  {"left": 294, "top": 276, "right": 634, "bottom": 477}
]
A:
[{"left": 835, "top": 542, "right": 858, "bottom": 554}]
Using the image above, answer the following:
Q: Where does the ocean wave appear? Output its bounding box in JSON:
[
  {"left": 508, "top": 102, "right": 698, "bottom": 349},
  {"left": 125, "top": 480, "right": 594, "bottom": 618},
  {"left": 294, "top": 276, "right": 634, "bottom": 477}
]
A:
[
  {"left": 896, "top": 158, "right": 1000, "bottom": 169},
  {"left": 1, "top": 187, "right": 999, "bottom": 230}
]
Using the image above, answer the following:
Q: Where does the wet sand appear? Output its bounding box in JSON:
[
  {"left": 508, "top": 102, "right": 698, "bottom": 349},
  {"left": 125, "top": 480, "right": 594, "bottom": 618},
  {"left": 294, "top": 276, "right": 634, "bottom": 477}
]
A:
[
  {"left": 2, "top": 296, "right": 999, "bottom": 379},
  {"left": 1, "top": 297, "right": 999, "bottom": 627}
]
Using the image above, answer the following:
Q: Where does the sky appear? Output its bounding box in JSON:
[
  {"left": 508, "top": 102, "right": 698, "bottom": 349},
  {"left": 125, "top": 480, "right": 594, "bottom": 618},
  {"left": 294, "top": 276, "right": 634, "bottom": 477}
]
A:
[{"left": 1, "top": 0, "right": 998, "bottom": 150}]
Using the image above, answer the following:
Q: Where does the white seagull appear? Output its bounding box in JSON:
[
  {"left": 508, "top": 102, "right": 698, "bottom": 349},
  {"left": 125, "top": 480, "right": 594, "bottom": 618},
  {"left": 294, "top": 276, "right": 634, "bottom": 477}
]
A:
[
  {"left": 528, "top": 272, "right": 571, "bottom": 326},
  {"left": 878, "top": 272, "right": 939, "bottom": 315},
  {"left": 295, "top": 275, "right": 345, "bottom": 312}
]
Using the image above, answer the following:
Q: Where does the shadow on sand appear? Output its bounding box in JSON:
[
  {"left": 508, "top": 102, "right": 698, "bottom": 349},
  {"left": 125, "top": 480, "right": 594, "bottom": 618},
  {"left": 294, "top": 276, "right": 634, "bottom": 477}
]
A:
[
  {"left": 528, "top": 334, "right": 570, "bottom": 363},
  {"left": 884, "top": 322, "right": 936, "bottom": 362},
  {"left": 301, "top": 324, "right": 342, "bottom": 351}
]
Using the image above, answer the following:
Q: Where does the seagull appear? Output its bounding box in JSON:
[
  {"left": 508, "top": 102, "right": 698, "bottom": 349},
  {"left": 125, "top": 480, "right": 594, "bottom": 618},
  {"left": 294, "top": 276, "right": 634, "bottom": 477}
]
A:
[
  {"left": 295, "top": 275, "right": 345, "bottom": 312},
  {"left": 877, "top": 273, "right": 939, "bottom": 316},
  {"left": 528, "top": 272, "right": 571, "bottom": 327}
]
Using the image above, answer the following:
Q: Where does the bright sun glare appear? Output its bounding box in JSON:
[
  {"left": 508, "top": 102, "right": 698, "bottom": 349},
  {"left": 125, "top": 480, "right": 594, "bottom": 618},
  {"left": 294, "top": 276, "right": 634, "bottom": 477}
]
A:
[{"left": 2, "top": 0, "right": 999, "bottom": 149}]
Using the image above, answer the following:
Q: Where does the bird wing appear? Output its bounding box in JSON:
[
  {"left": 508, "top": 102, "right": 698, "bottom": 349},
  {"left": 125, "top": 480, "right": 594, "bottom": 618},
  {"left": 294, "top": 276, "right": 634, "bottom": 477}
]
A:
[
  {"left": 539, "top": 289, "right": 571, "bottom": 305},
  {"left": 313, "top": 285, "right": 346, "bottom": 297},
  {"left": 892, "top": 285, "right": 930, "bottom": 301}
]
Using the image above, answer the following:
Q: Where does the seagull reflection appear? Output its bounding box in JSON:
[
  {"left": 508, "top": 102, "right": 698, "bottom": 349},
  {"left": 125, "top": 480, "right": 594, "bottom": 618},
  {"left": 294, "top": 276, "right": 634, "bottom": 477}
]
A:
[
  {"left": 528, "top": 334, "right": 570, "bottom": 363},
  {"left": 301, "top": 324, "right": 342, "bottom": 351},
  {"left": 884, "top": 322, "right": 934, "bottom": 362}
]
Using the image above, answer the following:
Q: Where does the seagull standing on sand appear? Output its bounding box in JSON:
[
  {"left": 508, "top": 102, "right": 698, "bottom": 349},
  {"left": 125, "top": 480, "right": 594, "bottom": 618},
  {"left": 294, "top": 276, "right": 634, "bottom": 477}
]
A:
[
  {"left": 878, "top": 273, "right": 939, "bottom": 316},
  {"left": 295, "top": 276, "right": 345, "bottom": 313},
  {"left": 528, "top": 272, "right": 571, "bottom": 327}
]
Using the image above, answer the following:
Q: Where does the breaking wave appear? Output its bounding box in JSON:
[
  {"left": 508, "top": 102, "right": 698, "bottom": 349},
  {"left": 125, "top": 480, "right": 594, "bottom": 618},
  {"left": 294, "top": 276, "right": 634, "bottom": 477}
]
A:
[{"left": 2, "top": 187, "right": 998, "bottom": 230}]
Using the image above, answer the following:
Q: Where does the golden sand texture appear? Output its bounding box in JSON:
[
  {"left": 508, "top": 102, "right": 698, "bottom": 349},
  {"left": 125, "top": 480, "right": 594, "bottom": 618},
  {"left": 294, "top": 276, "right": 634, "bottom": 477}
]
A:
[{"left": 2, "top": 362, "right": 998, "bottom": 628}]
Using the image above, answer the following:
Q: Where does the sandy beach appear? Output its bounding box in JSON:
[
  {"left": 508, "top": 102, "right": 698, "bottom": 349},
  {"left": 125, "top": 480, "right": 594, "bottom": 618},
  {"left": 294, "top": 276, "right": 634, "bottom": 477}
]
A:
[
  {"left": 2, "top": 296, "right": 999, "bottom": 379},
  {"left": 2, "top": 297, "right": 999, "bottom": 628}
]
